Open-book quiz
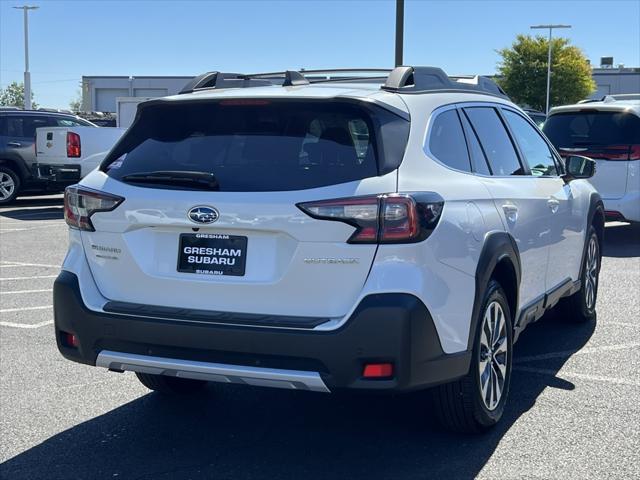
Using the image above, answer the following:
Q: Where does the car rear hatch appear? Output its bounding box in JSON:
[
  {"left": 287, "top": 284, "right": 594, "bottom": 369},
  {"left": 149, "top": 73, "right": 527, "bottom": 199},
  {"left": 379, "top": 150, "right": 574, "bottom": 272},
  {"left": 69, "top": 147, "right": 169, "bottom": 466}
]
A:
[
  {"left": 73, "top": 97, "right": 410, "bottom": 322},
  {"left": 543, "top": 109, "right": 640, "bottom": 199}
]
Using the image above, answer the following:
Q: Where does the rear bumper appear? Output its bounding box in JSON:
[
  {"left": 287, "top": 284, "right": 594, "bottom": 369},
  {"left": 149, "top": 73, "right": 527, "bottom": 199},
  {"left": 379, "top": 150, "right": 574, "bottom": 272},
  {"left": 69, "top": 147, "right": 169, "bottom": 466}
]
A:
[
  {"left": 603, "top": 191, "right": 640, "bottom": 223},
  {"left": 54, "top": 271, "right": 471, "bottom": 392},
  {"left": 36, "top": 163, "right": 81, "bottom": 184}
]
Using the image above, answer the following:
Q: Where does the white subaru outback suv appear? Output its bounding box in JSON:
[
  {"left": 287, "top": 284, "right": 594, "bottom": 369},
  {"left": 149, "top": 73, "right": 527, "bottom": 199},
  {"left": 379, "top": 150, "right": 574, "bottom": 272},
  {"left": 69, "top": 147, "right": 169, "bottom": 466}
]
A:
[{"left": 54, "top": 67, "right": 604, "bottom": 433}]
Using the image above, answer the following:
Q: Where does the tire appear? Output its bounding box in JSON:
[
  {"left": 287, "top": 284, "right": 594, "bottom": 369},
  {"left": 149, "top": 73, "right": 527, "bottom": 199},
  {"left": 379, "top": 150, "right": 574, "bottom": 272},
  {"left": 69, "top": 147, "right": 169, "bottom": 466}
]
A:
[
  {"left": 431, "top": 280, "right": 513, "bottom": 433},
  {"left": 0, "top": 166, "right": 20, "bottom": 205},
  {"left": 559, "top": 226, "right": 601, "bottom": 322},
  {"left": 135, "top": 372, "right": 208, "bottom": 395}
]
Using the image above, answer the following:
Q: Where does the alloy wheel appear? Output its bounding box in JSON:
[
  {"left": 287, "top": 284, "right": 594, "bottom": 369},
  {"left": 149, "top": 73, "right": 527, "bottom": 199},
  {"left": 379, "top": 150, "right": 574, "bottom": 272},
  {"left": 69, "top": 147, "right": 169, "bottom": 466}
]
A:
[
  {"left": 584, "top": 235, "right": 599, "bottom": 310},
  {"left": 0, "top": 172, "right": 16, "bottom": 201},
  {"left": 478, "top": 301, "right": 508, "bottom": 411}
]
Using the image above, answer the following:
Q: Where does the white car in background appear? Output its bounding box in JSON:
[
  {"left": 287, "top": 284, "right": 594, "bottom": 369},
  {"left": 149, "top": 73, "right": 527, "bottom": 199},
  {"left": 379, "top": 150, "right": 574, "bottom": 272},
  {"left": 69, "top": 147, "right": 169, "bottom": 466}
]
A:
[{"left": 543, "top": 95, "right": 640, "bottom": 223}]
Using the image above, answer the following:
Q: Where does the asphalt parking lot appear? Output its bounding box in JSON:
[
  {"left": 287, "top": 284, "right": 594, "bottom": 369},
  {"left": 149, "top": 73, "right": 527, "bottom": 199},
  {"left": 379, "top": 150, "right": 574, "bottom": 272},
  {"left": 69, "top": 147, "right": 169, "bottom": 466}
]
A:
[{"left": 0, "top": 195, "right": 639, "bottom": 480}]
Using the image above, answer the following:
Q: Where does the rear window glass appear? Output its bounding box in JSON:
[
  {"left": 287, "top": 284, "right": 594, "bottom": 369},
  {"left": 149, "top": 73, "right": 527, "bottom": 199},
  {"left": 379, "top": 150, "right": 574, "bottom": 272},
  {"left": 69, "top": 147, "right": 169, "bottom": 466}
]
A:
[
  {"left": 543, "top": 111, "right": 640, "bottom": 147},
  {"left": 104, "top": 100, "right": 382, "bottom": 192}
]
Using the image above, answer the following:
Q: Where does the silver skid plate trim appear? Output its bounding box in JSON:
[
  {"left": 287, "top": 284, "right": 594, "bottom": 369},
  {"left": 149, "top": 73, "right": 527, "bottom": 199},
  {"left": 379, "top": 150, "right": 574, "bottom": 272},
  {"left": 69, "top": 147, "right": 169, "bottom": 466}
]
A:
[{"left": 96, "top": 350, "right": 330, "bottom": 393}]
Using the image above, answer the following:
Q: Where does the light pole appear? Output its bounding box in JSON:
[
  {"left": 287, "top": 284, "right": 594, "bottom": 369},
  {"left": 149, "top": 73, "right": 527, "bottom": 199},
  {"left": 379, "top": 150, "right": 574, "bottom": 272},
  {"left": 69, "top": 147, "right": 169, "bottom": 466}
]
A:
[
  {"left": 530, "top": 24, "right": 571, "bottom": 114},
  {"left": 13, "top": 5, "right": 39, "bottom": 110},
  {"left": 395, "top": 0, "right": 404, "bottom": 67}
]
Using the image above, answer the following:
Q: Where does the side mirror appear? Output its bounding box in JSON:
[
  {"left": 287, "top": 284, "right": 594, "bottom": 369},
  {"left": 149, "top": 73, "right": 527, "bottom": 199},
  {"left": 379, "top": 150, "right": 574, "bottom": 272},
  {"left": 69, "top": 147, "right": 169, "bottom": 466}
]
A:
[{"left": 563, "top": 155, "right": 596, "bottom": 181}]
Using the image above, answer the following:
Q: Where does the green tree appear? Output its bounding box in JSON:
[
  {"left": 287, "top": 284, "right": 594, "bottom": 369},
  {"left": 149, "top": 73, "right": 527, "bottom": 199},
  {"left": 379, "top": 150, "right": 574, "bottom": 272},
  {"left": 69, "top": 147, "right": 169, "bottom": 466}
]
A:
[
  {"left": 69, "top": 90, "right": 83, "bottom": 112},
  {"left": 0, "top": 81, "right": 38, "bottom": 109},
  {"left": 496, "top": 35, "right": 595, "bottom": 111}
]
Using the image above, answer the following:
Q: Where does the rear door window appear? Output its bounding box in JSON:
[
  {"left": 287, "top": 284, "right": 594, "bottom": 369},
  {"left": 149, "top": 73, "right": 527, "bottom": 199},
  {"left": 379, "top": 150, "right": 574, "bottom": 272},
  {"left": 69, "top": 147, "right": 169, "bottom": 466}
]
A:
[
  {"left": 428, "top": 109, "right": 472, "bottom": 172},
  {"left": 104, "top": 100, "right": 397, "bottom": 192},
  {"left": 459, "top": 110, "right": 492, "bottom": 175},
  {"left": 463, "top": 107, "right": 524, "bottom": 176},
  {"left": 4, "top": 115, "right": 52, "bottom": 138},
  {"left": 503, "top": 109, "right": 558, "bottom": 176},
  {"left": 542, "top": 111, "right": 640, "bottom": 148}
]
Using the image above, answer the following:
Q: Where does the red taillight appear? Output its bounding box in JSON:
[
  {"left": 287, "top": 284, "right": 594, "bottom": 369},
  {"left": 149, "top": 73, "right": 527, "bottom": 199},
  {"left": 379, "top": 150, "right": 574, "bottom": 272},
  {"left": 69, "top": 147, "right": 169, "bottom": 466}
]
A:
[
  {"left": 560, "top": 144, "right": 636, "bottom": 161},
  {"left": 67, "top": 132, "right": 81, "bottom": 158},
  {"left": 297, "top": 193, "right": 443, "bottom": 244},
  {"left": 64, "top": 185, "right": 124, "bottom": 231},
  {"left": 363, "top": 363, "right": 394, "bottom": 378}
]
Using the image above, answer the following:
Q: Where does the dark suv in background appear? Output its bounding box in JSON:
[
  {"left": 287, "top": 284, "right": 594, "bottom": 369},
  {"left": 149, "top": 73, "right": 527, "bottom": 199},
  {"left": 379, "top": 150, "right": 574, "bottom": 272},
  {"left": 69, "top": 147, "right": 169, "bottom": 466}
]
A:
[{"left": 0, "top": 109, "right": 95, "bottom": 204}]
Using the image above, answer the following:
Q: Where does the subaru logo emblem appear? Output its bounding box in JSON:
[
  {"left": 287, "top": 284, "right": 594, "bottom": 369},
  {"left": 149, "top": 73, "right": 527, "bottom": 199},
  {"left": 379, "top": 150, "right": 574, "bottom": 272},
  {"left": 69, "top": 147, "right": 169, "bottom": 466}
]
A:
[{"left": 188, "top": 206, "right": 219, "bottom": 224}]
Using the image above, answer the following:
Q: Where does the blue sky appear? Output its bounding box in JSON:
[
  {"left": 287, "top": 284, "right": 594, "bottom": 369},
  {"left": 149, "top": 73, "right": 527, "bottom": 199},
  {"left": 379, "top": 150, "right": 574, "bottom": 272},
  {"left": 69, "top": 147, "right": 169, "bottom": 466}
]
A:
[{"left": 1, "top": 0, "right": 639, "bottom": 109}]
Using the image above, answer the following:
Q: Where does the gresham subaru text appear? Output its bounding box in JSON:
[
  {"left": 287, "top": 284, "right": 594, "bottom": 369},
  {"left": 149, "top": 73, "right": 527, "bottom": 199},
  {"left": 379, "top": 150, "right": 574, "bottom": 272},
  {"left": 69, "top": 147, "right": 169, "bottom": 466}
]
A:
[{"left": 54, "top": 67, "right": 603, "bottom": 433}]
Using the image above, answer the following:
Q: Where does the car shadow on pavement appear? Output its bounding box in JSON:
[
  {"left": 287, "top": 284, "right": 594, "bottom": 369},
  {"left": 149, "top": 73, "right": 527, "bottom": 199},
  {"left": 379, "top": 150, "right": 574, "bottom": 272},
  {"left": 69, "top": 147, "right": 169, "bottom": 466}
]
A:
[
  {"left": 0, "top": 207, "right": 63, "bottom": 221},
  {"left": 0, "top": 309, "right": 595, "bottom": 480},
  {"left": 602, "top": 222, "right": 640, "bottom": 258}
]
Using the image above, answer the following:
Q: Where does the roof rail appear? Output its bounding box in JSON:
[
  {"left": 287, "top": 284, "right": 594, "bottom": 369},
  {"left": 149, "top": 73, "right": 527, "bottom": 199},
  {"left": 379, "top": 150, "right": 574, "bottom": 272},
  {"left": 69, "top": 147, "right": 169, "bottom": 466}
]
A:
[
  {"left": 178, "top": 67, "right": 510, "bottom": 99},
  {"left": 179, "top": 72, "right": 274, "bottom": 94},
  {"left": 382, "top": 66, "right": 509, "bottom": 99}
]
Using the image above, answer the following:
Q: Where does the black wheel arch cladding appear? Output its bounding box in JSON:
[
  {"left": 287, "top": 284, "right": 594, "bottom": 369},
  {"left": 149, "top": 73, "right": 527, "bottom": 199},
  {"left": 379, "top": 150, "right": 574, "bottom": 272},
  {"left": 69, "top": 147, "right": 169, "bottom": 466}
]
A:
[{"left": 469, "top": 231, "right": 521, "bottom": 350}]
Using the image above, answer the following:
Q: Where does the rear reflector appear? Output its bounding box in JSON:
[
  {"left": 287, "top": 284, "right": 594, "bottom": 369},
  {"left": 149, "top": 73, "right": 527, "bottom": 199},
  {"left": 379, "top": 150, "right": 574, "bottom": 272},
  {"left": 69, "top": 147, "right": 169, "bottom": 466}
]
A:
[
  {"left": 363, "top": 363, "right": 394, "bottom": 378},
  {"left": 67, "top": 132, "right": 81, "bottom": 158},
  {"left": 605, "top": 210, "right": 626, "bottom": 221},
  {"left": 61, "top": 331, "right": 79, "bottom": 348}
]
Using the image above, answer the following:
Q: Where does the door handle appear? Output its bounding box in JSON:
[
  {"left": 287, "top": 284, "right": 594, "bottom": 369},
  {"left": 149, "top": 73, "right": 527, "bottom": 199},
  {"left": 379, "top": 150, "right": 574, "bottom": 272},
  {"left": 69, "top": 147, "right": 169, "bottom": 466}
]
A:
[
  {"left": 502, "top": 204, "right": 518, "bottom": 223},
  {"left": 7, "top": 142, "right": 21, "bottom": 147},
  {"left": 547, "top": 198, "right": 560, "bottom": 214}
]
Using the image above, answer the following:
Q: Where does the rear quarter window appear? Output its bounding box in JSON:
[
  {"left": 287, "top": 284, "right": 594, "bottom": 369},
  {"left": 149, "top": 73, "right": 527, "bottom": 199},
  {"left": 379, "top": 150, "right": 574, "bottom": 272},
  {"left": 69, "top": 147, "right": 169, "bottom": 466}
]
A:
[{"left": 427, "top": 109, "right": 472, "bottom": 172}]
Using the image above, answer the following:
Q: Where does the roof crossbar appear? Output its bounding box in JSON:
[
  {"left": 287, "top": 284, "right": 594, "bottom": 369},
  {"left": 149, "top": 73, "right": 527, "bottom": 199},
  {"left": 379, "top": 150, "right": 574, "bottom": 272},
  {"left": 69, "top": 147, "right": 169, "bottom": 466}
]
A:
[{"left": 179, "top": 67, "right": 509, "bottom": 99}]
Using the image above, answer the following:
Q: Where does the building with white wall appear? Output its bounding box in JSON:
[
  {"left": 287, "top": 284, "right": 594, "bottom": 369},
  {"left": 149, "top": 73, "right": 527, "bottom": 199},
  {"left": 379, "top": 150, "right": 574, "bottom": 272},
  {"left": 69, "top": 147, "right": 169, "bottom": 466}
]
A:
[{"left": 81, "top": 76, "right": 193, "bottom": 112}]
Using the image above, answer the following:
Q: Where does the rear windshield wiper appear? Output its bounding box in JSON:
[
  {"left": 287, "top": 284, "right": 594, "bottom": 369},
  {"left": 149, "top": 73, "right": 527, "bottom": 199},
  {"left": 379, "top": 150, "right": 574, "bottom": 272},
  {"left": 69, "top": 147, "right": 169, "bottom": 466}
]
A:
[{"left": 121, "top": 171, "right": 219, "bottom": 190}]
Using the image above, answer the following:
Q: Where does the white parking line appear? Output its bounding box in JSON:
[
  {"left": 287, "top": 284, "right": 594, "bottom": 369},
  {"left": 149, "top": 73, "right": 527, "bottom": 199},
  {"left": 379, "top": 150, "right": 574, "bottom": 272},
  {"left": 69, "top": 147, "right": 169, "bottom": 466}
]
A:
[
  {"left": 0, "top": 261, "right": 60, "bottom": 269},
  {"left": 515, "top": 343, "right": 640, "bottom": 363},
  {"left": 515, "top": 366, "right": 640, "bottom": 388},
  {"left": 0, "top": 275, "right": 58, "bottom": 281},
  {"left": 0, "top": 289, "right": 53, "bottom": 295},
  {"left": 0, "top": 305, "right": 52, "bottom": 313},
  {"left": 0, "top": 320, "right": 53, "bottom": 329},
  {"left": 0, "top": 225, "right": 66, "bottom": 232}
]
